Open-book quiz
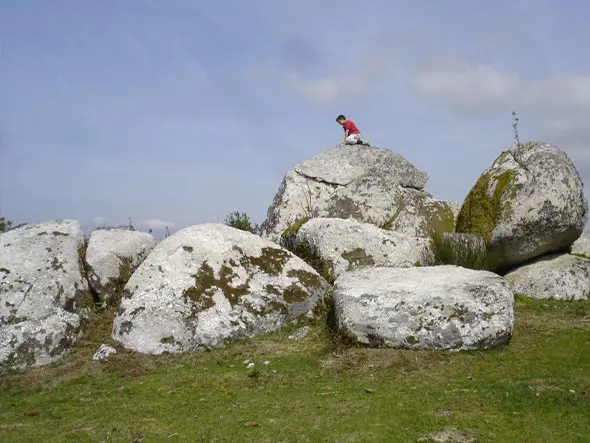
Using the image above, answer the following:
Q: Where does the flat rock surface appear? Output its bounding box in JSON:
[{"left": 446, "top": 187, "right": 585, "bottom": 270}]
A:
[
  {"left": 334, "top": 266, "right": 514, "bottom": 350},
  {"left": 113, "top": 224, "right": 330, "bottom": 354}
]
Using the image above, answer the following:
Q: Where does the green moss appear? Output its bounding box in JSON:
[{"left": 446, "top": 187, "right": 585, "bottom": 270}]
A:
[
  {"left": 160, "top": 336, "right": 175, "bottom": 344},
  {"left": 279, "top": 217, "right": 310, "bottom": 249},
  {"left": 381, "top": 204, "right": 405, "bottom": 231},
  {"left": 265, "top": 284, "right": 282, "bottom": 296},
  {"left": 247, "top": 247, "right": 291, "bottom": 276},
  {"left": 286, "top": 269, "right": 323, "bottom": 290},
  {"left": 182, "top": 246, "right": 194, "bottom": 253},
  {"left": 52, "top": 231, "right": 69, "bottom": 237},
  {"left": 283, "top": 283, "right": 308, "bottom": 303},
  {"left": 188, "top": 262, "right": 250, "bottom": 308},
  {"left": 341, "top": 248, "right": 375, "bottom": 270},
  {"left": 456, "top": 167, "right": 521, "bottom": 242},
  {"left": 0, "top": 267, "right": 10, "bottom": 274},
  {"left": 406, "top": 335, "right": 419, "bottom": 345},
  {"left": 51, "top": 257, "right": 64, "bottom": 272}
]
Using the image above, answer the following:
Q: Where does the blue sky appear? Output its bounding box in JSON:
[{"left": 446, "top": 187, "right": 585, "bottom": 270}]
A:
[{"left": 2, "top": 0, "right": 589, "bottom": 236}]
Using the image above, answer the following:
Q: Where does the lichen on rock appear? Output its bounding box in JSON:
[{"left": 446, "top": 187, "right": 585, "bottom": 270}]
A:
[{"left": 112, "top": 224, "right": 330, "bottom": 354}]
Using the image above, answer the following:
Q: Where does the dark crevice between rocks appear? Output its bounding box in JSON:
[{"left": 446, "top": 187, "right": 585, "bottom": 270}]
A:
[{"left": 77, "top": 240, "right": 100, "bottom": 305}]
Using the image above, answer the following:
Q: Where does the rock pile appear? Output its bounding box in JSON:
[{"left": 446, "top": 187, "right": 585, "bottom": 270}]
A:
[{"left": 1, "top": 140, "right": 587, "bottom": 372}]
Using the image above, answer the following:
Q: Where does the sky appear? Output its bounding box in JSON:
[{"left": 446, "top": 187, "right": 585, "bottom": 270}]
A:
[{"left": 1, "top": 0, "right": 590, "bottom": 237}]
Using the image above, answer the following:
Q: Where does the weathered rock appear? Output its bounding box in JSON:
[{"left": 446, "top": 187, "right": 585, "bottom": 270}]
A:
[
  {"left": 93, "top": 344, "right": 117, "bottom": 361},
  {"left": 86, "top": 228, "right": 156, "bottom": 303},
  {"left": 112, "top": 224, "right": 330, "bottom": 354},
  {"left": 295, "top": 218, "right": 434, "bottom": 279},
  {"left": 505, "top": 253, "right": 590, "bottom": 301},
  {"left": 0, "top": 309, "right": 80, "bottom": 371},
  {"left": 260, "top": 145, "right": 456, "bottom": 242},
  {"left": 0, "top": 220, "right": 88, "bottom": 372},
  {"left": 571, "top": 233, "right": 590, "bottom": 259},
  {"left": 456, "top": 142, "right": 588, "bottom": 269},
  {"left": 334, "top": 266, "right": 514, "bottom": 350}
]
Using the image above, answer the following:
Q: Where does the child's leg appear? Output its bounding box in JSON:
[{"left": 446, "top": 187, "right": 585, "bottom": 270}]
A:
[{"left": 345, "top": 134, "right": 360, "bottom": 144}]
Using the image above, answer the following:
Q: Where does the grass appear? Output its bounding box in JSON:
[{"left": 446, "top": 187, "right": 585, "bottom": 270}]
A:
[{"left": 1, "top": 296, "right": 589, "bottom": 442}]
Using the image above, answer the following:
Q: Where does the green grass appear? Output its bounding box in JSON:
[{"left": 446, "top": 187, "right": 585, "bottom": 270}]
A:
[{"left": 1, "top": 295, "right": 589, "bottom": 442}]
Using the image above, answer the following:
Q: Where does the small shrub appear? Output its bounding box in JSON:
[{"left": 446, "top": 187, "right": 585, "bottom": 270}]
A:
[
  {"left": 224, "top": 211, "right": 259, "bottom": 234},
  {"left": 428, "top": 231, "right": 495, "bottom": 271},
  {"left": 0, "top": 217, "right": 12, "bottom": 233}
]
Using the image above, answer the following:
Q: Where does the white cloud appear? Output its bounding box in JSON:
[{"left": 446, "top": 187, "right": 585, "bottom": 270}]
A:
[
  {"left": 282, "top": 73, "right": 366, "bottom": 105},
  {"left": 414, "top": 65, "right": 519, "bottom": 112},
  {"left": 143, "top": 219, "right": 176, "bottom": 229}
]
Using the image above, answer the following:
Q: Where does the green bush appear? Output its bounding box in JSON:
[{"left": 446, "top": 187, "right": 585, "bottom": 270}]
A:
[
  {"left": 224, "top": 211, "right": 259, "bottom": 234},
  {"left": 0, "top": 217, "right": 12, "bottom": 233}
]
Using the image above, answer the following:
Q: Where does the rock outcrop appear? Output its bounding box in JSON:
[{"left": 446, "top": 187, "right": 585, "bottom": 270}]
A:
[
  {"left": 0, "top": 220, "right": 88, "bottom": 372},
  {"left": 113, "top": 224, "right": 330, "bottom": 354},
  {"left": 456, "top": 142, "right": 588, "bottom": 269},
  {"left": 334, "top": 266, "right": 514, "bottom": 350},
  {"left": 505, "top": 253, "right": 590, "bottom": 301},
  {"left": 85, "top": 228, "right": 156, "bottom": 303},
  {"left": 260, "top": 146, "right": 457, "bottom": 242},
  {"left": 295, "top": 218, "right": 434, "bottom": 279}
]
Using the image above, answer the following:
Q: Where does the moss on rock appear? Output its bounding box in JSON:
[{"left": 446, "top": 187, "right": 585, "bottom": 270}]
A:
[{"left": 456, "top": 167, "right": 521, "bottom": 243}]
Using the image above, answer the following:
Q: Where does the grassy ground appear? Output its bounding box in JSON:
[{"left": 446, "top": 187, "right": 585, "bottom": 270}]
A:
[{"left": 1, "top": 295, "right": 589, "bottom": 443}]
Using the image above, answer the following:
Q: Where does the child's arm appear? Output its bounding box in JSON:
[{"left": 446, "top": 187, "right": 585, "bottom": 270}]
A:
[{"left": 343, "top": 129, "right": 349, "bottom": 142}]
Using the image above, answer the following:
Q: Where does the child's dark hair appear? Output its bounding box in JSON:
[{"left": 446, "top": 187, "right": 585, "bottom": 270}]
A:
[{"left": 336, "top": 114, "right": 346, "bottom": 122}]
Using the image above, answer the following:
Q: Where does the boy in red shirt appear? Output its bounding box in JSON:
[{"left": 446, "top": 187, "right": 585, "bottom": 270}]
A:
[{"left": 336, "top": 114, "right": 370, "bottom": 146}]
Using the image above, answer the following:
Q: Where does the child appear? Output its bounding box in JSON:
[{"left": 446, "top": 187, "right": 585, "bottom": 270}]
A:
[{"left": 336, "top": 114, "right": 370, "bottom": 146}]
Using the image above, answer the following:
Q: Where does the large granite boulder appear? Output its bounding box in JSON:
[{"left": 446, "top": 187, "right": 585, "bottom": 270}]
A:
[
  {"left": 456, "top": 142, "right": 588, "bottom": 269},
  {"left": 113, "top": 224, "right": 330, "bottom": 354},
  {"left": 85, "top": 228, "right": 156, "bottom": 303},
  {"left": 505, "top": 253, "right": 590, "bottom": 301},
  {"left": 294, "top": 218, "right": 434, "bottom": 280},
  {"left": 0, "top": 220, "right": 88, "bottom": 372},
  {"left": 260, "top": 146, "right": 456, "bottom": 242},
  {"left": 334, "top": 266, "right": 514, "bottom": 350}
]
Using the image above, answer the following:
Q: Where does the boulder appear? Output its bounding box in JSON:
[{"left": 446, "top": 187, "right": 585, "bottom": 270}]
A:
[
  {"left": 112, "top": 224, "right": 330, "bottom": 354},
  {"left": 86, "top": 228, "right": 156, "bottom": 303},
  {"left": 334, "top": 266, "right": 514, "bottom": 350},
  {"left": 260, "top": 146, "right": 456, "bottom": 242},
  {"left": 0, "top": 220, "right": 88, "bottom": 372},
  {"left": 571, "top": 233, "right": 590, "bottom": 259},
  {"left": 504, "top": 253, "right": 590, "bottom": 301},
  {"left": 295, "top": 218, "right": 434, "bottom": 280},
  {"left": 456, "top": 142, "right": 588, "bottom": 269}
]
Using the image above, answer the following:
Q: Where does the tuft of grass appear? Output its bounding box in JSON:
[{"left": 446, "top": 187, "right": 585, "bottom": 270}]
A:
[
  {"left": 0, "top": 297, "right": 589, "bottom": 442},
  {"left": 428, "top": 231, "right": 496, "bottom": 271}
]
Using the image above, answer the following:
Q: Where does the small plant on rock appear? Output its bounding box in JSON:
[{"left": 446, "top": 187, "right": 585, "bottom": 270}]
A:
[
  {"left": 0, "top": 217, "right": 13, "bottom": 233},
  {"left": 224, "top": 211, "right": 259, "bottom": 234},
  {"left": 512, "top": 110, "right": 521, "bottom": 148}
]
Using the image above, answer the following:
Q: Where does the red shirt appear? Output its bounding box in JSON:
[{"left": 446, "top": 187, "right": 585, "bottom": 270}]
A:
[{"left": 343, "top": 119, "right": 360, "bottom": 135}]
